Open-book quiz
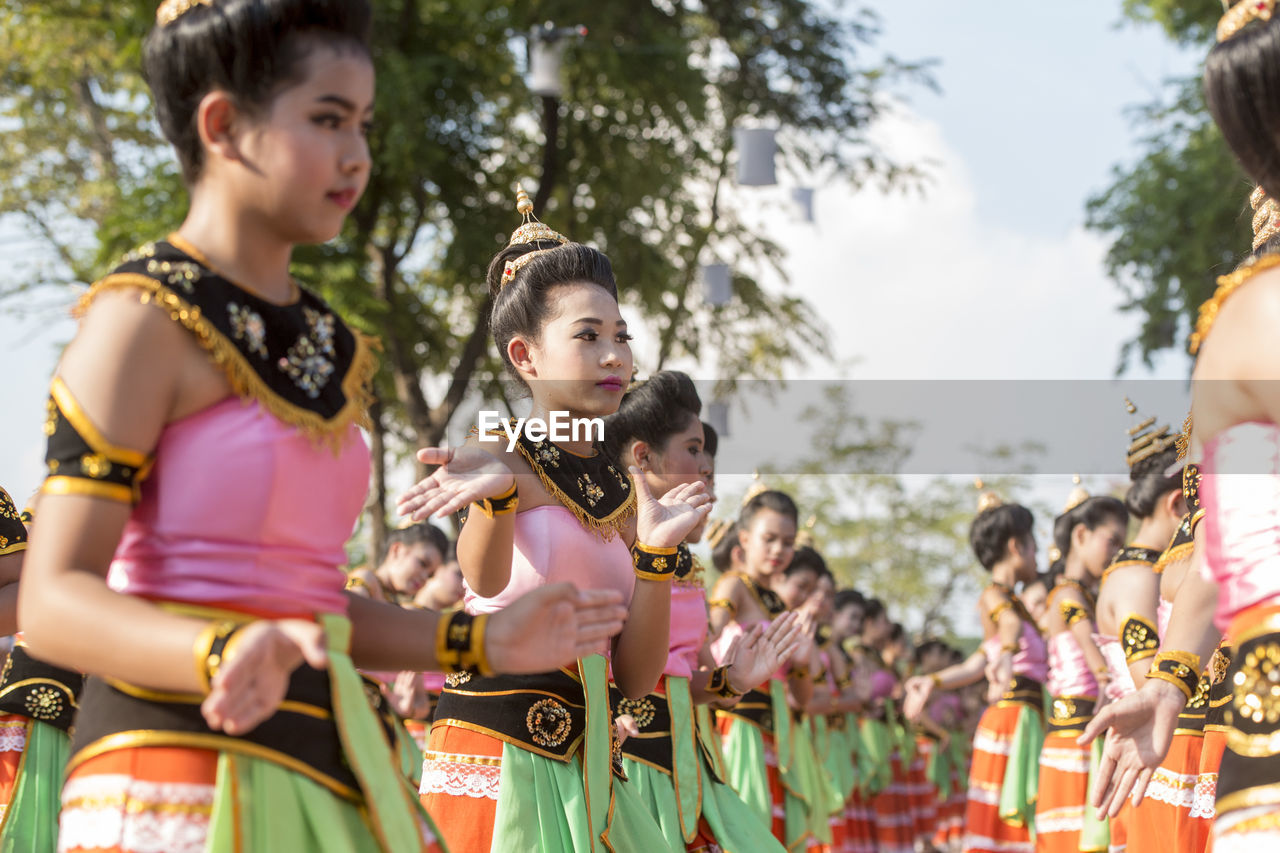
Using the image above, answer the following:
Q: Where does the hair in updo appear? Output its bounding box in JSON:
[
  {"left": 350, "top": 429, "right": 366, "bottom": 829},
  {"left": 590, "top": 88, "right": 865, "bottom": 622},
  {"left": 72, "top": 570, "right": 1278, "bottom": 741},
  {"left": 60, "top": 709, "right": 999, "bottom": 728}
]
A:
[
  {"left": 785, "top": 545, "right": 830, "bottom": 580},
  {"left": 1206, "top": 15, "right": 1280, "bottom": 199},
  {"left": 969, "top": 502, "right": 1034, "bottom": 571},
  {"left": 1126, "top": 447, "right": 1181, "bottom": 518},
  {"left": 486, "top": 241, "right": 618, "bottom": 387},
  {"left": 144, "top": 0, "right": 372, "bottom": 184},
  {"left": 603, "top": 371, "right": 702, "bottom": 465},
  {"left": 1052, "top": 495, "right": 1128, "bottom": 566},
  {"left": 738, "top": 489, "right": 799, "bottom": 529}
]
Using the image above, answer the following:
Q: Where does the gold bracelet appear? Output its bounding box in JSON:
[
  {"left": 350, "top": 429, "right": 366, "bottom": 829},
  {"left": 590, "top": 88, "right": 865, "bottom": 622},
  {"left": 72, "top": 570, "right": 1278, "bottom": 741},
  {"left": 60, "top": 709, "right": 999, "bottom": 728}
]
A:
[
  {"left": 193, "top": 620, "right": 240, "bottom": 694},
  {"left": 707, "top": 665, "right": 743, "bottom": 699},
  {"left": 791, "top": 664, "right": 811, "bottom": 681},
  {"left": 632, "top": 542, "right": 678, "bottom": 582},
  {"left": 473, "top": 483, "right": 518, "bottom": 519},
  {"left": 930, "top": 673, "right": 943, "bottom": 689},
  {"left": 1001, "top": 642, "right": 1019, "bottom": 655},
  {"left": 435, "top": 611, "right": 494, "bottom": 677},
  {"left": 1145, "top": 650, "right": 1201, "bottom": 701}
]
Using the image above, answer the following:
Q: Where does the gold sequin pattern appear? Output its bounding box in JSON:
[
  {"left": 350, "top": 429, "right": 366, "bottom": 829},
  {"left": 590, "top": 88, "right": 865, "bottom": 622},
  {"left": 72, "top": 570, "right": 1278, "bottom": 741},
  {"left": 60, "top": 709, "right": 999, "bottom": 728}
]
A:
[{"left": 526, "top": 698, "right": 572, "bottom": 748}]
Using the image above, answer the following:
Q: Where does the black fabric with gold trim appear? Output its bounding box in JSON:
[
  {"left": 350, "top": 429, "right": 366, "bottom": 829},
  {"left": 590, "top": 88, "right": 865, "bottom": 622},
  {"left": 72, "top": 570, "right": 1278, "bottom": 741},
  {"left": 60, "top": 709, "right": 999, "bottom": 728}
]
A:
[
  {"left": 1104, "top": 546, "right": 1163, "bottom": 583},
  {"left": 718, "top": 687, "right": 773, "bottom": 733},
  {"left": 733, "top": 572, "right": 786, "bottom": 619},
  {"left": 433, "top": 669, "right": 589, "bottom": 762},
  {"left": 70, "top": 665, "right": 364, "bottom": 801},
  {"left": 0, "top": 644, "right": 83, "bottom": 732},
  {"left": 503, "top": 420, "right": 634, "bottom": 540},
  {"left": 1176, "top": 672, "right": 1209, "bottom": 733},
  {"left": 74, "top": 237, "right": 376, "bottom": 451},
  {"left": 1216, "top": 630, "right": 1280, "bottom": 816},
  {"left": 1206, "top": 645, "right": 1234, "bottom": 729},
  {"left": 609, "top": 686, "right": 674, "bottom": 773},
  {"left": 1050, "top": 578, "right": 1096, "bottom": 629},
  {"left": 989, "top": 582, "right": 1041, "bottom": 635},
  {"left": 1121, "top": 614, "right": 1161, "bottom": 666},
  {"left": 999, "top": 675, "right": 1045, "bottom": 713},
  {"left": 672, "top": 543, "right": 696, "bottom": 583},
  {"left": 42, "top": 378, "right": 155, "bottom": 505},
  {"left": 358, "top": 672, "right": 410, "bottom": 748},
  {"left": 0, "top": 488, "right": 28, "bottom": 556},
  {"left": 1046, "top": 696, "right": 1097, "bottom": 735},
  {"left": 1184, "top": 463, "right": 1204, "bottom": 532}
]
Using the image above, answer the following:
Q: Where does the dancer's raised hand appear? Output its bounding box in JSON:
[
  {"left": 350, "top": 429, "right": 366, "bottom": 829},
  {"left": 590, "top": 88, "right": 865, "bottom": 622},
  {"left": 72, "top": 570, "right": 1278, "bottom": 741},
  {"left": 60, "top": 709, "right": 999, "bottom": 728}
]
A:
[
  {"left": 397, "top": 446, "right": 514, "bottom": 521},
  {"left": 630, "top": 468, "right": 712, "bottom": 548}
]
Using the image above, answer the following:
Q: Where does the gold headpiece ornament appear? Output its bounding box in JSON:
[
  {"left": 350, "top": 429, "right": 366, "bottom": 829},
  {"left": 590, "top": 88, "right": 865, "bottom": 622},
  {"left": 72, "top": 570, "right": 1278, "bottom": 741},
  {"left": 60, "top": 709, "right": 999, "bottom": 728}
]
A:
[
  {"left": 741, "top": 470, "right": 768, "bottom": 507},
  {"left": 156, "top": 0, "right": 213, "bottom": 26},
  {"left": 1124, "top": 397, "right": 1177, "bottom": 470},
  {"left": 499, "top": 186, "right": 570, "bottom": 288},
  {"left": 1175, "top": 411, "right": 1194, "bottom": 461},
  {"left": 1251, "top": 185, "right": 1280, "bottom": 250},
  {"left": 1218, "top": 0, "right": 1276, "bottom": 42},
  {"left": 795, "top": 515, "right": 818, "bottom": 548},
  {"left": 974, "top": 478, "right": 1003, "bottom": 515},
  {"left": 1063, "top": 475, "right": 1089, "bottom": 514},
  {"left": 705, "top": 518, "right": 733, "bottom": 549}
]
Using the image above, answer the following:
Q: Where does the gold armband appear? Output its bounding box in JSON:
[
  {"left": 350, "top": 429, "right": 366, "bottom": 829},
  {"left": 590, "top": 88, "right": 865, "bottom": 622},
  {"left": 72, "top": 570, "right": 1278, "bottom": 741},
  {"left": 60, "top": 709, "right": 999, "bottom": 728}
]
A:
[
  {"left": 811, "top": 666, "right": 829, "bottom": 685},
  {"left": 988, "top": 600, "right": 1013, "bottom": 624},
  {"left": 473, "top": 483, "right": 518, "bottom": 518},
  {"left": 193, "top": 620, "right": 242, "bottom": 694},
  {"left": 435, "top": 611, "right": 494, "bottom": 677},
  {"left": 632, "top": 542, "right": 678, "bottom": 582},
  {"left": 1059, "top": 600, "right": 1088, "bottom": 628},
  {"left": 1146, "top": 650, "right": 1201, "bottom": 701},
  {"left": 707, "top": 665, "right": 743, "bottom": 699},
  {"left": 1121, "top": 614, "right": 1160, "bottom": 664},
  {"left": 707, "top": 598, "right": 737, "bottom": 616}
]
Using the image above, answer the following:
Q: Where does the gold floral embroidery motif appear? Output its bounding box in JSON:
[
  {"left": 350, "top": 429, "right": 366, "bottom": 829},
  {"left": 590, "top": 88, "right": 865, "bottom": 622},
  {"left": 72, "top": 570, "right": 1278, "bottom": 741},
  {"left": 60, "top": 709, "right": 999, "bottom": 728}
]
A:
[
  {"left": 535, "top": 443, "right": 561, "bottom": 467},
  {"left": 650, "top": 557, "right": 668, "bottom": 572},
  {"left": 228, "top": 302, "right": 268, "bottom": 359},
  {"left": 303, "top": 307, "right": 336, "bottom": 357},
  {"left": 1121, "top": 615, "right": 1160, "bottom": 662},
  {"left": 577, "top": 474, "right": 604, "bottom": 507},
  {"left": 145, "top": 258, "right": 201, "bottom": 294},
  {"left": 24, "top": 686, "right": 63, "bottom": 721},
  {"left": 43, "top": 398, "right": 57, "bottom": 437},
  {"left": 80, "top": 454, "right": 111, "bottom": 479},
  {"left": 617, "top": 697, "right": 657, "bottom": 729},
  {"left": 278, "top": 335, "right": 335, "bottom": 399},
  {"left": 1211, "top": 648, "right": 1232, "bottom": 686},
  {"left": 1232, "top": 642, "right": 1280, "bottom": 725},
  {"left": 444, "top": 671, "right": 472, "bottom": 688},
  {"left": 0, "top": 492, "right": 16, "bottom": 521},
  {"left": 122, "top": 243, "right": 157, "bottom": 264},
  {"left": 526, "top": 698, "right": 572, "bottom": 748},
  {"left": 1052, "top": 698, "right": 1078, "bottom": 722}
]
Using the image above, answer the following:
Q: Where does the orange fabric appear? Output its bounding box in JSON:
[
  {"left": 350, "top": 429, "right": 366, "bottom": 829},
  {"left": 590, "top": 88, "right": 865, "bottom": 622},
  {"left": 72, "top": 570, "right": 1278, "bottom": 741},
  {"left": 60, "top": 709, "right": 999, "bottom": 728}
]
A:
[
  {"left": 964, "top": 702, "right": 1032, "bottom": 853},
  {"left": 1225, "top": 602, "right": 1280, "bottom": 645},
  {"left": 846, "top": 786, "right": 877, "bottom": 853},
  {"left": 871, "top": 752, "right": 913, "bottom": 853},
  {"left": 1193, "top": 729, "right": 1226, "bottom": 853},
  {"left": 909, "top": 737, "right": 938, "bottom": 844},
  {"left": 1035, "top": 731, "right": 1092, "bottom": 853},
  {"left": 419, "top": 723, "right": 502, "bottom": 853},
  {"left": 1126, "top": 732, "right": 1202, "bottom": 853},
  {"left": 0, "top": 714, "right": 28, "bottom": 811}
]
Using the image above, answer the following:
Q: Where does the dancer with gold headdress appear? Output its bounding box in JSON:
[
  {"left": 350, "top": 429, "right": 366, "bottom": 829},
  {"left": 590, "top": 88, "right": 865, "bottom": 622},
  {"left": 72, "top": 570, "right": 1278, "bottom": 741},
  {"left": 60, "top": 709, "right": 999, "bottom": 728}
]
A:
[
  {"left": 904, "top": 487, "right": 1045, "bottom": 853},
  {"left": 405, "top": 190, "right": 713, "bottom": 851},
  {"left": 1092, "top": 403, "right": 1186, "bottom": 853},
  {"left": 1034, "top": 481, "right": 1127, "bottom": 853}
]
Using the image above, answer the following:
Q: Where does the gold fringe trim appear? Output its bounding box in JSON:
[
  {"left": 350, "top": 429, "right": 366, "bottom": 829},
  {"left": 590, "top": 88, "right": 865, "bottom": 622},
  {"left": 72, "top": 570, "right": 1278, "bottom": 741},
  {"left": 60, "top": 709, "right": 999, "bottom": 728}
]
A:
[
  {"left": 1190, "top": 253, "right": 1280, "bottom": 354},
  {"left": 1154, "top": 540, "right": 1195, "bottom": 575},
  {"left": 78, "top": 274, "right": 378, "bottom": 455},
  {"left": 513, "top": 439, "right": 635, "bottom": 541}
]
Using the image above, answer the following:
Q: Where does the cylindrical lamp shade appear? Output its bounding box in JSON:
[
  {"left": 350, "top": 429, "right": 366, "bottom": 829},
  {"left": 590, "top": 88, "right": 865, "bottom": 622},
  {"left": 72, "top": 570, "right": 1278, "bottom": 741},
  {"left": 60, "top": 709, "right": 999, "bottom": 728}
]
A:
[
  {"left": 734, "top": 127, "right": 777, "bottom": 186},
  {"left": 792, "top": 187, "right": 814, "bottom": 223},
  {"left": 701, "top": 263, "right": 732, "bottom": 306},
  {"left": 529, "top": 40, "right": 565, "bottom": 98},
  {"left": 705, "top": 402, "right": 730, "bottom": 439}
]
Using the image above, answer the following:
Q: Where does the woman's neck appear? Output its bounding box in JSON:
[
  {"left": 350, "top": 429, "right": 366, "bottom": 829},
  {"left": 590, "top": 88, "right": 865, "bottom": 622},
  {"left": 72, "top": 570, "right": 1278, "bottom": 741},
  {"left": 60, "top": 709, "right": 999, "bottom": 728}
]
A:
[
  {"left": 990, "top": 562, "right": 1019, "bottom": 589},
  {"left": 1064, "top": 558, "right": 1089, "bottom": 583},
  {"left": 178, "top": 190, "right": 295, "bottom": 303},
  {"left": 1131, "top": 517, "right": 1170, "bottom": 551}
]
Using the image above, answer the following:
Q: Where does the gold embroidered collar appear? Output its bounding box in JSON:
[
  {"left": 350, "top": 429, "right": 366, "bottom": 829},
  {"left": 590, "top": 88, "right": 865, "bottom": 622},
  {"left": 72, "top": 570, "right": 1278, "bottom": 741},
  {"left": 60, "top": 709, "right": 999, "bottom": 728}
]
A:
[{"left": 508, "top": 422, "right": 635, "bottom": 540}]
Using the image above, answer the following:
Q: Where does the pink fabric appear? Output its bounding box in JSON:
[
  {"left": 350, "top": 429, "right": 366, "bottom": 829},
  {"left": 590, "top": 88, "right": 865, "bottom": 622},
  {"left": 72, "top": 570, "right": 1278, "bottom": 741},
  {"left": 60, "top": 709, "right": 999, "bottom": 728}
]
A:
[
  {"left": 1201, "top": 422, "right": 1280, "bottom": 630},
  {"left": 980, "top": 615, "right": 1048, "bottom": 683},
  {"left": 869, "top": 668, "right": 896, "bottom": 701},
  {"left": 664, "top": 582, "right": 708, "bottom": 679},
  {"left": 421, "top": 672, "right": 446, "bottom": 692},
  {"left": 1093, "top": 633, "right": 1136, "bottom": 702},
  {"left": 108, "top": 399, "right": 367, "bottom": 616},
  {"left": 1046, "top": 630, "right": 1097, "bottom": 698},
  {"left": 1157, "top": 596, "right": 1173, "bottom": 638},
  {"left": 464, "top": 505, "right": 635, "bottom": 657}
]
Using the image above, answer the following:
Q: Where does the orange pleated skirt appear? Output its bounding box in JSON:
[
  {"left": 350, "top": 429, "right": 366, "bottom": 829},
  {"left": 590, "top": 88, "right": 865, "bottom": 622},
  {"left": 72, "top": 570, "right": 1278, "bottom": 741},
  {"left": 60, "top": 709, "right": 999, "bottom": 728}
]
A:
[{"left": 964, "top": 702, "right": 1033, "bottom": 853}]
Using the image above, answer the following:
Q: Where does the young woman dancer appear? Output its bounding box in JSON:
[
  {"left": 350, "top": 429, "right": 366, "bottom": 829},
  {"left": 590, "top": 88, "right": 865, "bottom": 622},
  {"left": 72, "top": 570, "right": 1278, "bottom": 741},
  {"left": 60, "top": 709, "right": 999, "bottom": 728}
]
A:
[
  {"left": 403, "top": 192, "right": 711, "bottom": 851},
  {"left": 904, "top": 491, "right": 1045, "bottom": 853},
  {"left": 18, "top": 4, "right": 627, "bottom": 849},
  {"left": 1035, "top": 489, "right": 1127, "bottom": 853},
  {"left": 1093, "top": 406, "right": 1185, "bottom": 853},
  {"left": 605, "top": 370, "right": 799, "bottom": 852}
]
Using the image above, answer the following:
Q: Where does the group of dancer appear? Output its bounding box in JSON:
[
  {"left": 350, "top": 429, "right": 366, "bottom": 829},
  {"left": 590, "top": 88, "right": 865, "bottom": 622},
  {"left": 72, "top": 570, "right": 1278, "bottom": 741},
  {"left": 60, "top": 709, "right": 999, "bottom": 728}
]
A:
[{"left": 3, "top": 0, "right": 1280, "bottom": 850}]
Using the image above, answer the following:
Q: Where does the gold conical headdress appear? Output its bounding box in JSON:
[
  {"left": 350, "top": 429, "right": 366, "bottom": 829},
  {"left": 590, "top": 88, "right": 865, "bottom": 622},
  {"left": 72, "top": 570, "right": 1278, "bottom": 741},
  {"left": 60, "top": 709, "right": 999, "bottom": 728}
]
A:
[
  {"left": 795, "top": 515, "right": 818, "bottom": 549},
  {"left": 1219, "top": 0, "right": 1276, "bottom": 42},
  {"left": 499, "top": 186, "right": 570, "bottom": 288},
  {"left": 741, "top": 470, "right": 768, "bottom": 507},
  {"left": 705, "top": 518, "right": 734, "bottom": 549},
  {"left": 1174, "top": 411, "right": 1193, "bottom": 462},
  {"left": 974, "top": 478, "right": 1003, "bottom": 515},
  {"left": 1063, "top": 475, "right": 1089, "bottom": 514},
  {"left": 156, "top": 0, "right": 213, "bottom": 26},
  {"left": 1124, "top": 397, "right": 1177, "bottom": 471}
]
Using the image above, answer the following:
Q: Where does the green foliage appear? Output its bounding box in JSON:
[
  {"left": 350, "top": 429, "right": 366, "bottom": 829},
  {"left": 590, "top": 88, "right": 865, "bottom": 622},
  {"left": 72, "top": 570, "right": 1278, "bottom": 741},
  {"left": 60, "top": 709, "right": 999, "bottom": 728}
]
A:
[{"left": 1088, "top": 1, "right": 1255, "bottom": 369}]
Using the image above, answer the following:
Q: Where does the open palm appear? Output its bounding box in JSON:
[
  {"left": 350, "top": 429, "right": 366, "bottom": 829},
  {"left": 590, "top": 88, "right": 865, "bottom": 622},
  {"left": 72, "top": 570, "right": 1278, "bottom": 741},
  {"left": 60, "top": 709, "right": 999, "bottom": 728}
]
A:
[
  {"left": 397, "top": 446, "right": 514, "bottom": 521},
  {"left": 727, "top": 611, "right": 804, "bottom": 692},
  {"left": 631, "top": 468, "right": 713, "bottom": 548}
]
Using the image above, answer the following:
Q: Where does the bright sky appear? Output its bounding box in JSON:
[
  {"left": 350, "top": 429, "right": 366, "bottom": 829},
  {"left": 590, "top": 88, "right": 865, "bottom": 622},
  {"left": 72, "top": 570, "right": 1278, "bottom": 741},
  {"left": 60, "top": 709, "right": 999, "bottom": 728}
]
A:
[{"left": 0, "top": 2, "right": 1205, "bottom": 519}]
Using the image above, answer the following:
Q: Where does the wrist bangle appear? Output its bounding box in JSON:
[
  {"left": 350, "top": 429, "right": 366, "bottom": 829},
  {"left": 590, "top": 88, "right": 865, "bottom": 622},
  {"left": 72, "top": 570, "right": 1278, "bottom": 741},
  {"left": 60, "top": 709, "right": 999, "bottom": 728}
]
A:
[
  {"left": 791, "top": 664, "right": 811, "bottom": 681},
  {"left": 930, "top": 673, "right": 943, "bottom": 689},
  {"left": 1145, "top": 650, "right": 1201, "bottom": 701},
  {"left": 436, "top": 611, "right": 495, "bottom": 677},
  {"left": 193, "top": 620, "right": 241, "bottom": 694},
  {"left": 632, "top": 542, "right": 678, "bottom": 582},
  {"left": 473, "top": 483, "right": 518, "bottom": 518},
  {"left": 707, "top": 665, "right": 743, "bottom": 699},
  {"left": 1001, "top": 642, "right": 1019, "bottom": 655}
]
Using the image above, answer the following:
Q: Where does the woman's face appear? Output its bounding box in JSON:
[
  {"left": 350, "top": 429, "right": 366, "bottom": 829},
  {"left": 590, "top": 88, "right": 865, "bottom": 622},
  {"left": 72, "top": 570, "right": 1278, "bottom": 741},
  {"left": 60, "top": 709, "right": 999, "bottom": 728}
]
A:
[
  {"left": 775, "top": 568, "right": 820, "bottom": 610},
  {"left": 640, "top": 415, "right": 709, "bottom": 494},
  {"left": 1021, "top": 581, "right": 1048, "bottom": 624},
  {"left": 863, "top": 612, "right": 890, "bottom": 645},
  {"left": 1076, "top": 517, "right": 1126, "bottom": 577},
  {"left": 516, "top": 283, "right": 634, "bottom": 419},
  {"left": 738, "top": 509, "right": 797, "bottom": 579}
]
